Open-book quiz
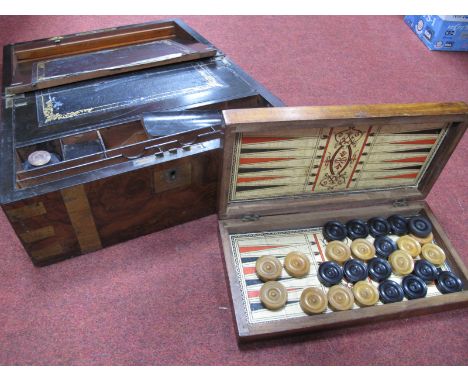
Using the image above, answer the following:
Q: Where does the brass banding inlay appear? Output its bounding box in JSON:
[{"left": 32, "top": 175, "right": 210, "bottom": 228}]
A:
[
  {"left": 5, "top": 202, "right": 46, "bottom": 221},
  {"left": 61, "top": 184, "right": 102, "bottom": 253},
  {"left": 19, "top": 225, "right": 55, "bottom": 243},
  {"left": 31, "top": 243, "right": 62, "bottom": 261}
]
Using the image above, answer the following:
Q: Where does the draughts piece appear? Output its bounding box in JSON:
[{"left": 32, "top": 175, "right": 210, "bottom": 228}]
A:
[
  {"left": 368, "top": 217, "right": 391, "bottom": 238},
  {"left": 389, "top": 250, "right": 414, "bottom": 276},
  {"left": 318, "top": 261, "right": 343, "bottom": 287},
  {"left": 408, "top": 216, "right": 432, "bottom": 238},
  {"left": 259, "top": 281, "right": 288, "bottom": 310},
  {"left": 343, "top": 259, "right": 368, "bottom": 283},
  {"left": 413, "top": 259, "right": 439, "bottom": 282},
  {"left": 328, "top": 285, "right": 355, "bottom": 311},
  {"left": 402, "top": 275, "right": 428, "bottom": 300},
  {"left": 323, "top": 221, "right": 347, "bottom": 242},
  {"left": 374, "top": 236, "right": 397, "bottom": 259},
  {"left": 387, "top": 214, "right": 408, "bottom": 236},
  {"left": 409, "top": 232, "right": 434, "bottom": 245},
  {"left": 368, "top": 257, "right": 392, "bottom": 282},
  {"left": 255, "top": 255, "right": 283, "bottom": 282},
  {"left": 353, "top": 281, "right": 379, "bottom": 306},
  {"left": 435, "top": 271, "right": 464, "bottom": 294},
  {"left": 325, "top": 241, "right": 351, "bottom": 265},
  {"left": 379, "top": 280, "right": 404, "bottom": 304},
  {"left": 397, "top": 235, "right": 421, "bottom": 258},
  {"left": 421, "top": 243, "right": 446, "bottom": 266},
  {"left": 346, "top": 219, "right": 369, "bottom": 240},
  {"left": 284, "top": 251, "right": 310, "bottom": 278},
  {"left": 350, "top": 239, "right": 375, "bottom": 261},
  {"left": 300, "top": 287, "right": 328, "bottom": 315}
]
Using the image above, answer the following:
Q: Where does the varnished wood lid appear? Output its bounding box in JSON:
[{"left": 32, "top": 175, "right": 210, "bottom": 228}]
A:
[{"left": 219, "top": 102, "right": 468, "bottom": 219}]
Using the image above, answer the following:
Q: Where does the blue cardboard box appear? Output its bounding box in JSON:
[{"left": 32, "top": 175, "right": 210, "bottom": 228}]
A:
[{"left": 404, "top": 15, "right": 468, "bottom": 51}]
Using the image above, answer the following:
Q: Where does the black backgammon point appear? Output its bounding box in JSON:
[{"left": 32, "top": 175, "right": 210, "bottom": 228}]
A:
[
  {"left": 318, "top": 261, "right": 343, "bottom": 287},
  {"left": 435, "top": 271, "right": 463, "bottom": 294},
  {"left": 374, "top": 236, "right": 397, "bottom": 259},
  {"left": 368, "top": 257, "right": 392, "bottom": 282},
  {"left": 378, "top": 280, "right": 404, "bottom": 304},
  {"left": 413, "top": 259, "right": 439, "bottom": 282},
  {"left": 343, "top": 259, "right": 368, "bottom": 283},
  {"left": 346, "top": 219, "right": 369, "bottom": 240},
  {"left": 323, "top": 221, "right": 347, "bottom": 242},
  {"left": 387, "top": 214, "right": 408, "bottom": 236},
  {"left": 368, "top": 217, "right": 390, "bottom": 237},
  {"left": 402, "top": 274, "right": 428, "bottom": 299},
  {"left": 408, "top": 216, "right": 432, "bottom": 238}
]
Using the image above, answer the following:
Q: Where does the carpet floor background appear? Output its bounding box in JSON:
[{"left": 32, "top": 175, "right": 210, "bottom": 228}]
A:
[{"left": 0, "top": 15, "right": 467, "bottom": 365}]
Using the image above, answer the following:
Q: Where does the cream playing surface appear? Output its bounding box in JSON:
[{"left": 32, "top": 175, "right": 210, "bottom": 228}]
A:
[
  {"left": 228, "top": 122, "right": 449, "bottom": 201},
  {"left": 229, "top": 227, "right": 449, "bottom": 325}
]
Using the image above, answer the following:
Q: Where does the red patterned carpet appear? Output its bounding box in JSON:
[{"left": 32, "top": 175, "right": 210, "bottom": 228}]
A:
[{"left": 0, "top": 16, "right": 467, "bottom": 365}]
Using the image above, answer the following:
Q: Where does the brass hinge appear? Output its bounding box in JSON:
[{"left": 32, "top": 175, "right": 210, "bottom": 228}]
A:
[
  {"left": 392, "top": 199, "right": 408, "bottom": 208},
  {"left": 242, "top": 214, "right": 260, "bottom": 222},
  {"left": 5, "top": 93, "right": 26, "bottom": 109},
  {"left": 5, "top": 96, "right": 14, "bottom": 109}
]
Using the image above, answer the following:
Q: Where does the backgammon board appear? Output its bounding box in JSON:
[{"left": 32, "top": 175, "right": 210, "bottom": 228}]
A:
[
  {"left": 217, "top": 102, "right": 468, "bottom": 342},
  {"left": 228, "top": 122, "right": 447, "bottom": 201},
  {"left": 229, "top": 226, "right": 452, "bottom": 325},
  {"left": 0, "top": 19, "right": 283, "bottom": 266}
]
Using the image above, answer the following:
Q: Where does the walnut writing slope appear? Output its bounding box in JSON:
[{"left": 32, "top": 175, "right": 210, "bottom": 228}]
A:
[
  {"left": 0, "top": 19, "right": 283, "bottom": 266},
  {"left": 217, "top": 102, "right": 468, "bottom": 342}
]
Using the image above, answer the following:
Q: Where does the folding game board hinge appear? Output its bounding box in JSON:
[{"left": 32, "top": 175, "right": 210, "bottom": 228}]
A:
[
  {"left": 392, "top": 199, "right": 408, "bottom": 208},
  {"left": 241, "top": 214, "right": 260, "bottom": 222}
]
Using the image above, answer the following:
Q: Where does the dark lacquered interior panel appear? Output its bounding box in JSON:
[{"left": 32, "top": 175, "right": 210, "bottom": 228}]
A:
[{"left": 14, "top": 57, "right": 258, "bottom": 146}]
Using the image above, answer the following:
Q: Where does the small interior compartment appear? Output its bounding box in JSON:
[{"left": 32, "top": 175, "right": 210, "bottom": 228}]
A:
[
  {"left": 99, "top": 121, "right": 150, "bottom": 150},
  {"left": 196, "top": 94, "right": 274, "bottom": 112},
  {"left": 16, "top": 139, "right": 63, "bottom": 171},
  {"left": 61, "top": 131, "right": 105, "bottom": 161},
  {"left": 142, "top": 110, "right": 223, "bottom": 138}
]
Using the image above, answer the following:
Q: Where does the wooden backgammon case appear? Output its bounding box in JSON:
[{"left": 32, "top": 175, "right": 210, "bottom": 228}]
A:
[
  {"left": 217, "top": 102, "right": 468, "bottom": 342},
  {"left": 0, "top": 19, "right": 283, "bottom": 266}
]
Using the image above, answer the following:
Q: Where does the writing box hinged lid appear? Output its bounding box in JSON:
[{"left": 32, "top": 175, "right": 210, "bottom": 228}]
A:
[
  {"left": 3, "top": 19, "right": 217, "bottom": 95},
  {"left": 218, "top": 102, "right": 468, "bottom": 220}
]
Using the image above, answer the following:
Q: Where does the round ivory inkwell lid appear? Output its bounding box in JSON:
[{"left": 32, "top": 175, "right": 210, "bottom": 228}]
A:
[{"left": 28, "top": 150, "right": 52, "bottom": 167}]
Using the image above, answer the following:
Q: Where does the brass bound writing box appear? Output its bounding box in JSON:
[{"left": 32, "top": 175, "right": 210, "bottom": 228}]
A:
[
  {"left": 215, "top": 102, "right": 468, "bottom": 342},
  {"left": 0, "top": 19, "right": 283, "bottom": 266}
]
